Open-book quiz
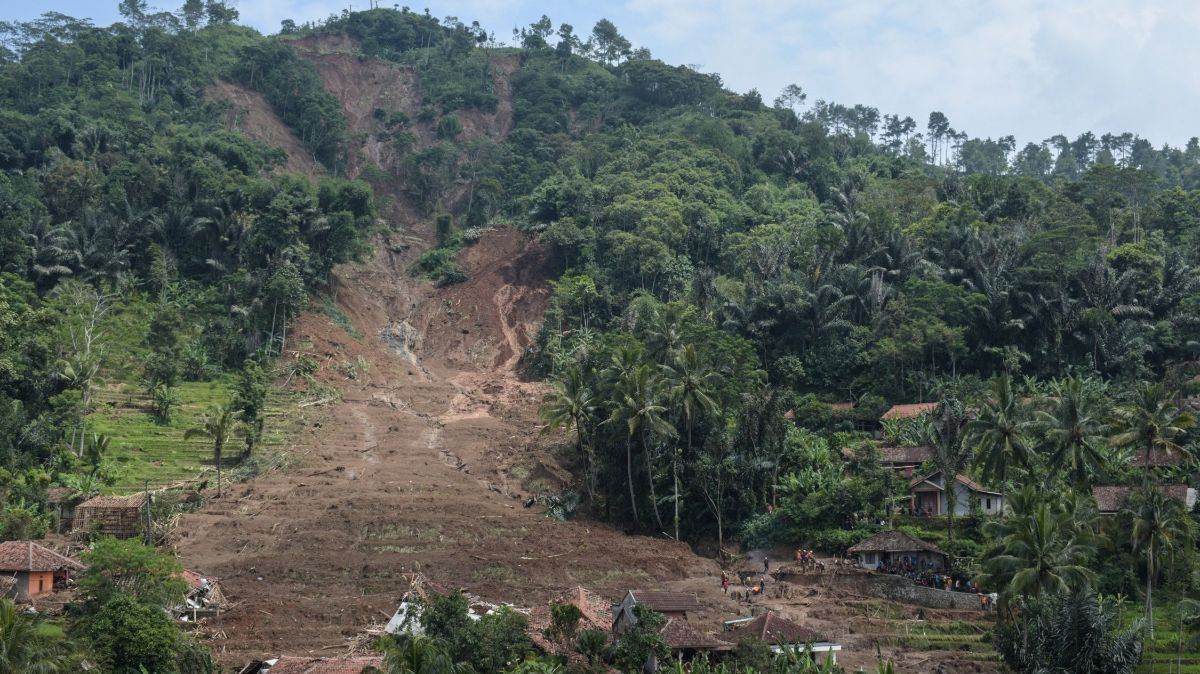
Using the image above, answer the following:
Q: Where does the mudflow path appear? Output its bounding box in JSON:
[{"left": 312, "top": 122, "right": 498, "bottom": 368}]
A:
[{"left": 173, "top": 227, "right": 715, "bottom": 664}]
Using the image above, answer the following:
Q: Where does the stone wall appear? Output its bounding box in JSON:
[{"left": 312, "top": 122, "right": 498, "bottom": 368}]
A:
[{"left": 780, "top": 570, "right": 984, "bottom": 611}]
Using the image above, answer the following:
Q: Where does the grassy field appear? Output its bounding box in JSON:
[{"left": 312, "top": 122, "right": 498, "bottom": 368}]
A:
[
  {"left": 1132, "top": 599, "right": 1200, "bottom": 674},
  {"left": 88, "top": 380, "right": 303, "bottom": 492}
]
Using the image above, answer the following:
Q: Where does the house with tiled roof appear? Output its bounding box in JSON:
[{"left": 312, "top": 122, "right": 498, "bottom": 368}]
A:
[
  {"left": 0, "top": 541, "right": 85, "bottom": 599},
  {"left": 526, "top": 587, "right": 614, "bottom": 658},
  {"left": 909, "top": 470, "right": 1004, "bottom": 516},
  {"left": 878, "top": 445, "right": 931, "bottom": 476},
  {"left": 724, "top": 611, "right": 842, "bottom": 661},
  {"left": 612, "top": 590, "right": 728, "bottom": 656},
  {"left": 1131, "top": 448, "right": 1194, "bottom": 468},
  {"left": 236, "top": 655, "right": 384, "bottom": 674},
  {"left": 847, "top": 530, "right": 947, "bottom": 571},
  {"left": 881, "top": 402, "right": 937, "bottom": 420},
  {"left": 73, "top": 493, "right": 148, "bottom": 540},
  {"left": 1092, "top": 484, "right": 1198, "bottom": 515}
]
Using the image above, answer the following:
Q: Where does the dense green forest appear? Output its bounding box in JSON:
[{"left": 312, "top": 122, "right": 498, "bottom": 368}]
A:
[{"left": 0, "top": 2, "right": 1198, "bottom": 672}]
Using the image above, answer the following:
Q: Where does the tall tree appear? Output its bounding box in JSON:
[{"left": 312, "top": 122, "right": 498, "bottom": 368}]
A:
[
  {"left": 184, "top": 404, "right": 242, "bottom": 498},
  {"left": 924, "top": 399, "right": 970, "bottom": 546},
  {"left": 1109, "top": 383, "right": 1195, "bottom": 487},
  {"left": 609, "top": 363, "right": 675, "bottom": 531},
  {"left": 966, "top": 373, "right": 1032, "bottom": 484},
  {"left": 1038, "top": 377, "right": 1107, "bottom": 488},
  {"left": 661, "top": 344, "right": 719, "bottom": 540},
  {"left": 540, "top": 366, "right": 598, "bottom": 503},
  {"left": 1126, "top": 487, "right": 1194, "bottom": 640}
]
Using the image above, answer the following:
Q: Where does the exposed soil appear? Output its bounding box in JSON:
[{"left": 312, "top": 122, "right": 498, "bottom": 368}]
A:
[
  {"left": 206, "top": 80, "right": 323, "bottom": 179},
  {"left": 180, "top": 42, "right": 1000, "bottom": 672}
]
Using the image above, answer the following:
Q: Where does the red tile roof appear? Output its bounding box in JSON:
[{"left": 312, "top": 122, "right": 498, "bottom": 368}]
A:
[
  {"left": 1092, "top": 484, "right": 1193, "bottom": 513},
  {"left": 527, "top": 587, "right": 615, "bottom": 656},
  {"left": 77, "top": 493, "right": 147, "bottom": 509},
  {"left": 660, "top": 618, "right": 728, "bottom": 650},
  {"left": 0, "top": 541, "right": 85, "bottom": 573},
  {"left": 628, "top": 591, "right": 703, "bottom": 614},
  {"left": 46, "top": 487, "right": 75, "bottom": 504},
  {"left": 830, "top": 401, "right": 856, "bottom": 412},
  {"left": 728, "top": 611, "right": 826, "bottom": 646},
  {"left": 881, "top": 403, "right": 937, "bottom": 420},
  {"left": 847, "top": 530, "right": 944, "bottom": 555},
  {"left": 266, "top": 656, "right": 385, "bottom": 674},
  {"left": 879, "top": 446, "right": 931, "bottom": 464}
]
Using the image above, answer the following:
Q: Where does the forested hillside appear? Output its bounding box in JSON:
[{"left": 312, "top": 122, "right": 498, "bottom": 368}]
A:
[{"left": 1, "top": 2, "right": 1199, "bottom": 672}]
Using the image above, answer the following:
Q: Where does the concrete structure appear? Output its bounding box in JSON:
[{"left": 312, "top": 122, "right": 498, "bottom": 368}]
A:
[
  {"left": 846, "top": 530, "right": 947, "bottom": 571},
  {"left": 0, "top": 541, "right": 85, "bottom": 599},
  {"left": 73, "top": 493, "right": 148, "bottom": 539},
  {"left": 784, "top": 570, "right": 983, "bottom": 611},
  {"left": 724, "top": 611, "right": 841, "bottom": 662},
  {"left": 909, "top": 470, "right": 1004, "bottom": 516}
]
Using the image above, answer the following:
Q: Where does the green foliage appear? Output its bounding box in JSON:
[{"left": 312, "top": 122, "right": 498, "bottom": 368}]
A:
[
  {"left": 0, "top": 598, "right": 76, "bottom": 672},
  {"left": 78, "top": 538, "right": 188, "bottom": 608},
  {"left": 993, "top": 590, "right": 1142, "bottom": 674},
  {"left": 75, "top": 593, "right": 198, "bottom": 674},
  {"left": 419, "top": 591, "right": 533, "bottom": 673},
  {"left": 612, "top": 605, "right": 669, "bottom": 674}
]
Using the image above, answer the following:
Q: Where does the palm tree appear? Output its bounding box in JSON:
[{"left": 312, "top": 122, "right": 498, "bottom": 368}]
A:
[
  {"left": 661, "top": 345, "right": 720, "bottom": 540},
  {"left": 1037, "top": 377, "right": 1107, "bottom": 489},
  {"left": 609, "top": 364, "right": 675, "bottom": 530},
  {"left": 924, "top": 399, "right": 970, "bottom": 546},
  {"left": 539, "top": 366, "right": 597, "bottom": 503},
  {"left": 1109, "top": 383, "right": 1195, "bottom": 487},
  {"left": 1126, "top": 487, "right": 1194, "bottom": 640},
  {"left": 965, "top": 373, "right": 1032, "bottom": 484},
  {"left": 383, "top": 635, "right": 462, "bottom": 674},
  {"left": 0, "top": 597, "right": 75, "bottom": 672},
  {"left": 978, "top": 487, "right": 1096, "bottom": 602},
  {"left": 184, "top": 404, "right": 242, "bottom": 498}
]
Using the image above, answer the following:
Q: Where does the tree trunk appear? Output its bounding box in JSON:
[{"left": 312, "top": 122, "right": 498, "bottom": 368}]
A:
[
  {"left": 215, "top": 439, "right": 223, "bottom": 499},
  {"left": 626, "top": 435, "right": 639, "bottom": 526},
  {"left": 1146, "top": 548, "right": 1154, "bottom": 640},
  {"left": 643, "top": 430, "right": 664, "bottom": 531},
  {"left": 576, "top": 422, "right": 595, "bottom": 504}
]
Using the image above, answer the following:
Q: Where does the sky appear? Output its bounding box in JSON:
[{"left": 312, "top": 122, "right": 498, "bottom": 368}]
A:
[{"left": 8, "top": 0, "right": 1200, "bottom": 147}]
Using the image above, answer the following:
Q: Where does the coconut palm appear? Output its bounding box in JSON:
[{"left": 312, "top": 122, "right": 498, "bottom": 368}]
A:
[
  {"left": 1038, "top": 377, "right": 1107, "bottom": 489},
  {"left": 966, "top": 373, "right": 1033, "bottom": 484},
  {"left": 539, "top": 366, "right": 597, "bottom": 503},
  {"left": 924, "top": 399, "right": 970, "bottom": 546},
  {"left": 1109, "top": 383, "right": 1195, "bottom": 487},
  {"left": 0, "top": 597, "right": 75, "bottom": 673},
  {"left": 609, "top": 363, "right": 675, "bottom": 530},
  {"left": 1126, "top": 487, "right": 1194, "bottom": 640},
  {"left": 184, "top": 404, "right": 243, "bottom": 498},
  {"left": 383, "top": 635, "right": 462, "bottom": 674},
  {"left": 661, "top": 344, "right": 720, "bottom": 540},
  {"left": 979, "top": 487, "right": 1097, "bottom": 602}
]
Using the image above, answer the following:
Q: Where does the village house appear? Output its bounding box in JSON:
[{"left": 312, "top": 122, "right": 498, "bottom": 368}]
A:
[
  {"left": 1092, "top": 484, "right": 1198, "bottom": 515},
  {"left": 1131, "top": 448, "right": 1192, "bottom": 469},
  {"left": 724, "top": 610, "right": 842, "bottom": 662},
  {"left": 72, "top": 493, "right": 148, "bottom": 540},
  {"left": 847, "top": 530, "right": 947, "bottom": 571},
  {"left": 527, "top": 586, "right": 613, "bottom": 657},
  {"left": 0, "top": 540, "right": 85, "bottom": 600},
  {"left": 612, "top": 590, "right": 728, "bottom": 657},
  {"left": 909, "top": 470, "right": 1004, "bottom": 516}
]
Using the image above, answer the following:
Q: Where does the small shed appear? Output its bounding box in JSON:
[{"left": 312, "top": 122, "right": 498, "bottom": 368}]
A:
[
  {"left": 0, "top": 540, "right": 85, "bottom": 599},
  {"left": 847, "top": 530, "right": 947, "bottom": 571},
  {"left": 725, "top": 611, "right": 842, "bottom": 662},
  {"left": 46, "top": 487, "right": 81, "bottom": 534},
  {"left": 72, "top": 493, "right": 148, "bottom": 540}
]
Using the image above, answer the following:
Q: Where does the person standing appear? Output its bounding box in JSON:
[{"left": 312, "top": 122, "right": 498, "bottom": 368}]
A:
[
  {"left": 763, "top": 555, "right": 770, "bottom": 573},
  {"left": 721, "top": 571, "right": 729, "bottom": 594}
]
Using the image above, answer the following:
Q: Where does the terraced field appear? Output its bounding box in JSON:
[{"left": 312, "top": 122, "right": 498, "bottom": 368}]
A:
[{"left": 88, "top": 381, "right": 302, "bottom": 491}]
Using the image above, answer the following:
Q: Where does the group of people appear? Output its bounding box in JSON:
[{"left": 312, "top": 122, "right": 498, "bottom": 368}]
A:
[{"left": 720, "top": 570, "right": 771, "bottom": 598}]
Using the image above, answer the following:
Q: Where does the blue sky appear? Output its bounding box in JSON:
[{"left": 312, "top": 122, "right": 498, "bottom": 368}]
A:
[{"left": 9, "top": 1, "right": 1200, "bottom": 147}]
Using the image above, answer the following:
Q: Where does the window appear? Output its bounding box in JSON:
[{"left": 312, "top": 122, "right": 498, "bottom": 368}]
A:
[
  {"left": 37, "top": 577, "right": 44, "bottom": 593},
  {"left": 985, "top": 498, "right": 991, "bottom": 510}
]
